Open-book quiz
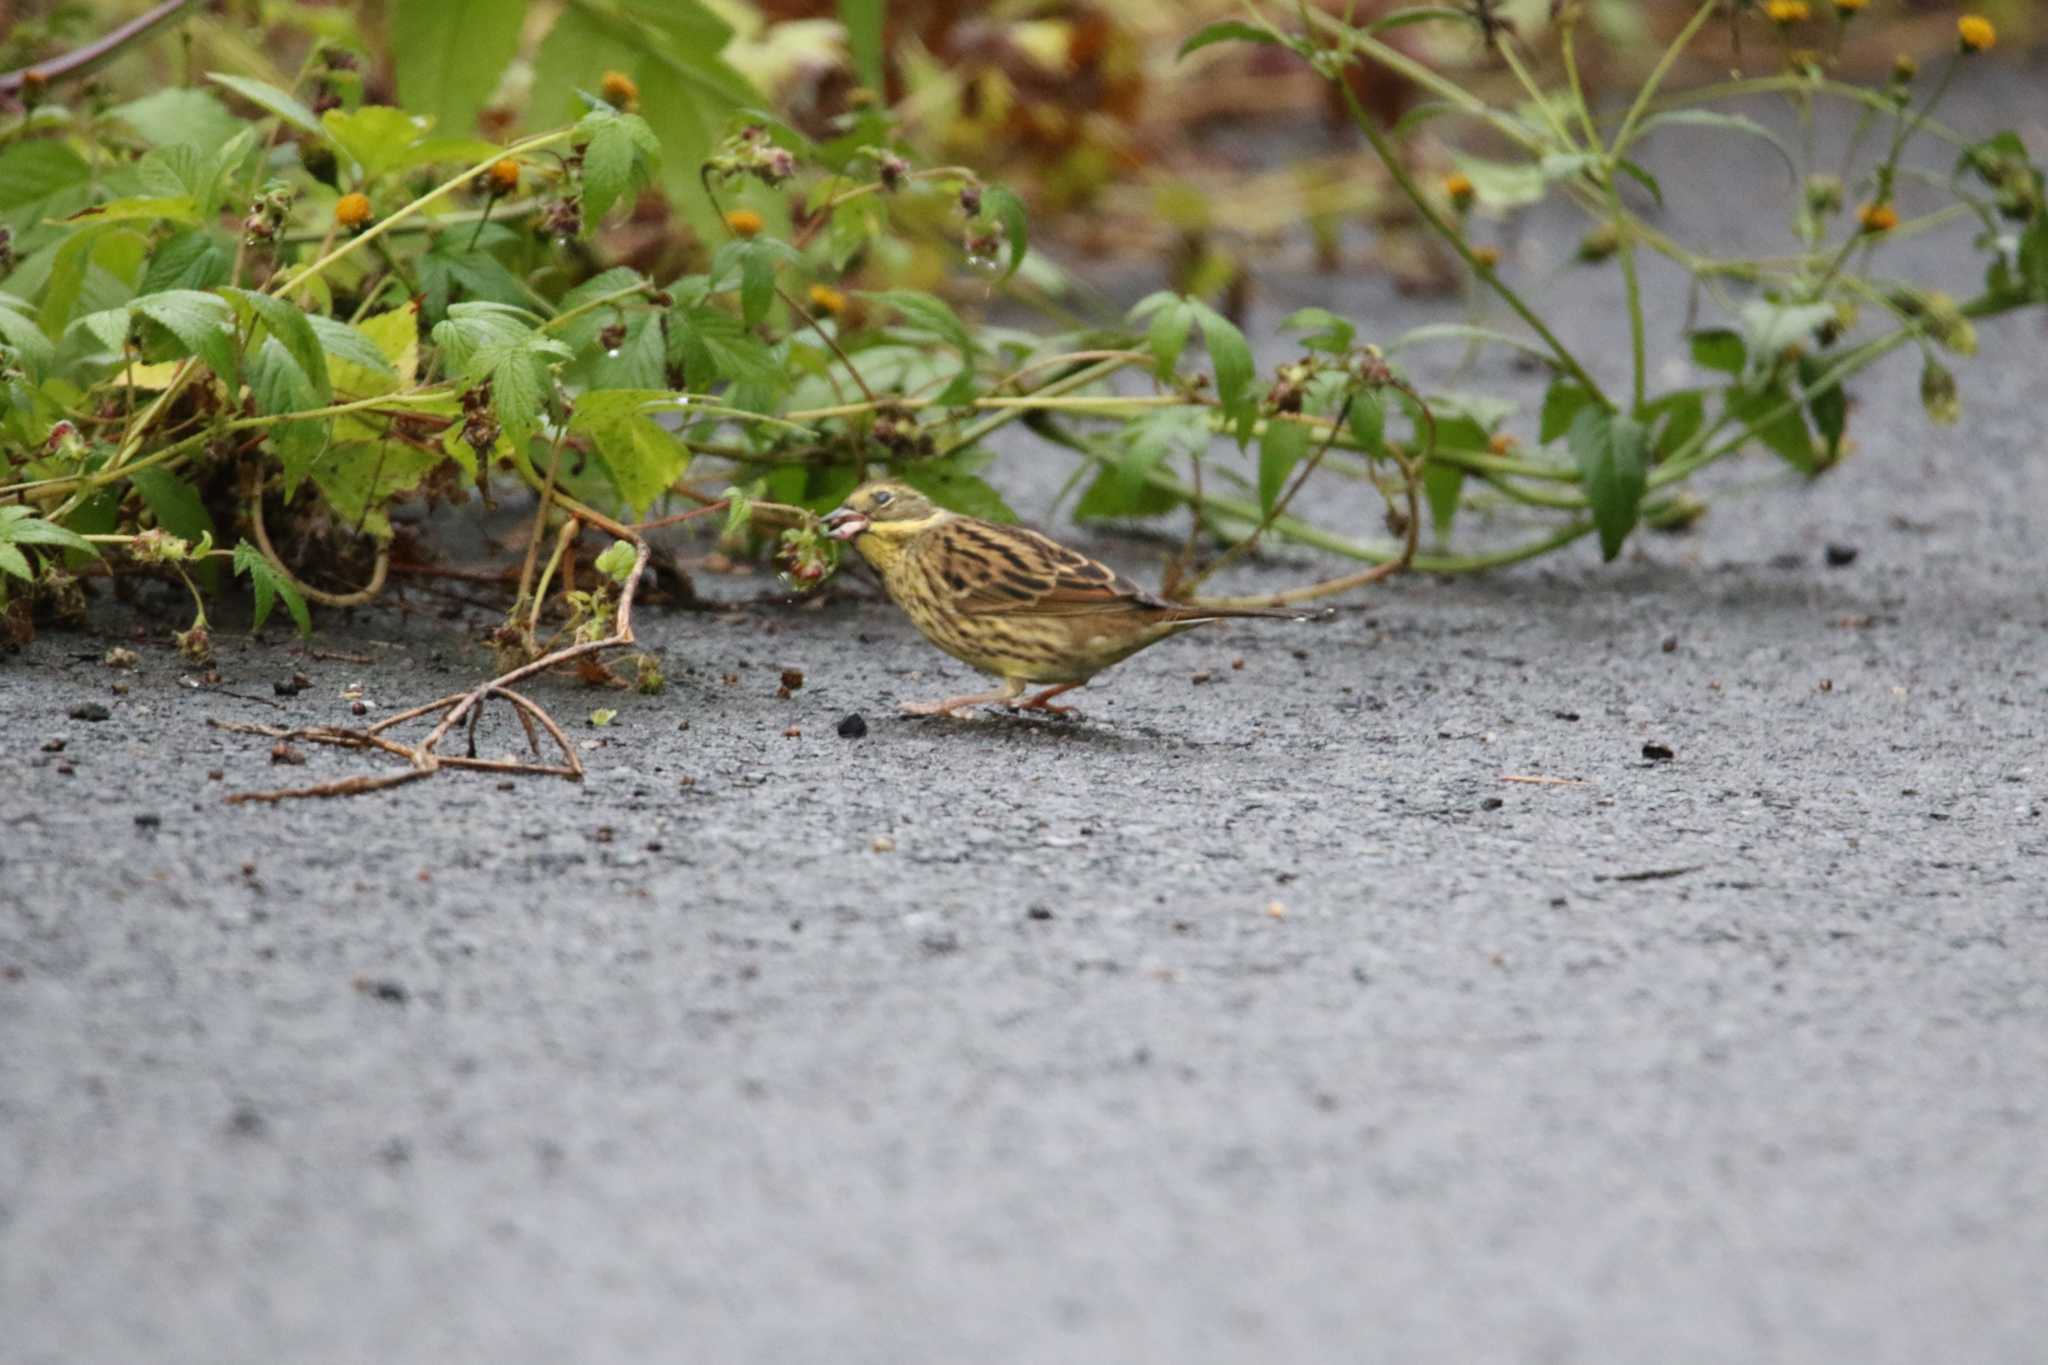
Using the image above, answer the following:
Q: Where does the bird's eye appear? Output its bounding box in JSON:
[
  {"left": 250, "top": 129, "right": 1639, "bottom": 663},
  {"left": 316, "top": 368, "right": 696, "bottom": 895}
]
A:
[{"left": 871, "top": 490, "right": 893, "bottom": 507}]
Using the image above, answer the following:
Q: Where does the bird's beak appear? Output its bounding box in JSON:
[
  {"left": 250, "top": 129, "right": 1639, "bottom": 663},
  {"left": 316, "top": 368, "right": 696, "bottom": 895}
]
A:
[{"left": 822, "top": 507, "right": 869, "bottom": 541}]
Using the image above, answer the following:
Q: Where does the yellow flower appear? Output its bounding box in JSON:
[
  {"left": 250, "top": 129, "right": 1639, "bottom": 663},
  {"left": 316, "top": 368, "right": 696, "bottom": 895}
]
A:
[
  {"left": 1831, "top": 0, "right": 1867, "bottom": 12},
  {"left": 1444, "top": 172, "right": 1475, "bottom": 210},
  {"left": 724, "top": 209, "right": 764, "bottom": 238},
  {"left": 486, "top": 158, "right": 520, "bottom": 195},
  {"left": 1764, "top": 0, "right": 1810, "bottom": 24},
  {"left": 807, "top": 283, "right": 847, "bottom": 316},
  {"left": 1858, "top": 201, "right": 1899, "bottom": 234},
  {"left": 600, "top": 70, "right": 639, "bottom": 109},
  {"left": 1957, "top": 15, "right": 1996, "bottom": 53},
  {"left": 334, "top": 192, "right": 372, "bottom": 229}
]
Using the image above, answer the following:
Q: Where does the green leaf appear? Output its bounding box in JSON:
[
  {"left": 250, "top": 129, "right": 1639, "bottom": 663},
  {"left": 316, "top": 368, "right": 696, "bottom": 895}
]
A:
[
  {"left": 130, "top": 468, "right": 219, "bottom": 589},
  {"left": 981, "top": 184, "right": 1029, "bottom": 279},
  {"left": 1145, "top": 297, "right": 1195, "bottom": 378},
  {"left": 1178, "top": 20, "right": 1286, "bottom": 58},
  {"left": 1257, "top": 418, "right": 1310, "bottom": 516},
  {"left": 0, "top": 504, "right": 98, "bottom": 559},
  {"left": 1641, "top": 389, "right": 1705, "bottom": 459},
  {"left": 1798, "top": 355, "right": 1847, "bottom": 459},
  {"left": 1188, "top": 300, "right": 1255, "bottom": 445},
  {"left": 139, "top": 229, "right": 233, "bottom": 294},
  {"left": 1282, "top": 306, "right": 1355, "bottom": 353},
  {"left": 1422, "top": 461, "right": 1465, "bottom": 539},
  {"left": 1740, "top": 299, "right": 1837, "bottom": 358},
  {"left": 230, "top": 541, "right": 311, "bottom": 636},
  {"left": 1689, "top": 329, "right": 1745, "bottom": 374},
  {"left": 2019, "top": 218, "right": 2048, "bottom": 300},
  {"left": 0, "top": 296, "right": 55, "bottom": 377},
  {"left": 307, "top": 314, "right": 399, "bottom": 388},
  {"left": 206, "top": 72, "right": 325, "bottom": 137},
  {"left": 1570, "top": 408, "right": 1648, "bottom": 561},
  {"left": 308, "top": 440, "right": 448, "bottom": 538},
  {"left": 569, "top": 389, "right": 689, "bottom": 513},
  {"left": 670, "top": 303, "right": 783, "bottom": 390},
  {"left": 1449, "top": 151, "right": 1546, "bottom": 209},
  {"left": 898, "top": 461, "right": 1017, "bottom": 522},
  {"left": 841, "top": 0, "right": 886, "bottom": 92},
  {"left": 580, "top": 113, "right": 641, "bottom": 226},
  {"left": 1635, "top": 109, "right": 1800, "bottom": 187},
  {"left": 1348, "top": 389, "right": 1386, "bottom": 456},
  {"left": 227, "top": 287, "right": 331, "bottom": 404},
  {"left": 1725, "top": 383, "right": 1817, "bottom": 474},
  {"left": 392, "top": 0, "right": 525, "bottom": 135},
  {"left": 1539, "top": 381, "right": 1597, "bottom": 444},
  {"left": 1074, "top": 466, "right": 1180, "bottom": 520},
  {"left": 247, "top": 337, "right": 330, "bottom": 492},
  {"left": 132, "top": 289, "right": 237, "bottom": 383},
  {"left": 0, "top": 140, "right": 93, "bottom": 252},
  {"left": 107, "top": 88, "right": 242, "bottom": 152}
]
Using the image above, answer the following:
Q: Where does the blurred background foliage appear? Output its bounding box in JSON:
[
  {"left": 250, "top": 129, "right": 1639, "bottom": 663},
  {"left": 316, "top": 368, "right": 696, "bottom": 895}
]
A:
[{"left": 5, "top": 0, "right": 2041, "bottom": 300}]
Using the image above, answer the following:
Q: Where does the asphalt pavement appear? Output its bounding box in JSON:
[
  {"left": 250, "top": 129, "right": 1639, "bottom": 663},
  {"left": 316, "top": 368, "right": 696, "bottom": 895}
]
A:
[{"left": 3, "top": 64, "right": 2045, "bottom": 1365}]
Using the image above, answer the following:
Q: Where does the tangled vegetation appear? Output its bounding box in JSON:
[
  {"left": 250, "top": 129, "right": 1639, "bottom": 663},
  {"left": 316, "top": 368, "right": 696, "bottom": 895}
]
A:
[{"left": 0, "top": 1, "right": 2043, "bottom": 789}]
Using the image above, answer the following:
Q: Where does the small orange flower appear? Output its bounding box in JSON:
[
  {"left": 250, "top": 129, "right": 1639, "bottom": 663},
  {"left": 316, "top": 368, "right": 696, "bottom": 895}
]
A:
[
  {"left": 1858, "top": 201, "right": 1899, "bottom": 234},
  {"left": 486, "top": 159, "right": 520, "bottom": 195},
  {"left": 724, "top": 209, "right": 764, "bottom": 238},
  {"left": 807, "top": 283, "right": 846, "bottom": 316},
  {"left": 334, "top": 192, "right": 372, "bottom": 229},
  {"left": 1956, "top": 15, "right": 1995, "bottom": 53},
  {"left": 600, "top": 70, "right": 639, "bottom": 109},
  {"left": 1444, "top": 172, "right": 1475, "bottom": 210},
  {"left": 1831, "top": 0, "right": 1867, "bottom": 13},
  {"left": 1470, "top": 245, "right": 1502, "bottom": 271},
  {"left": 1765, "top": 0, "right": 1810, "bottom": 23}
]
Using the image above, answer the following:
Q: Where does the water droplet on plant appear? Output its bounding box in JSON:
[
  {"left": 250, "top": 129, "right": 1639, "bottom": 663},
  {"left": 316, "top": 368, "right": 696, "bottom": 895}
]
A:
[{"left": 605, "top": 348, "right": 621, "bottom": 359}]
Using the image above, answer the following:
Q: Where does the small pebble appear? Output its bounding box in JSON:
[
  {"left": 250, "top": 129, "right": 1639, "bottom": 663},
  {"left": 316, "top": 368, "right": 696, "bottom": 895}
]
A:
[
  {"left": 1823, "top": 543, "right": 1859, "bottom": 567},
  {"left": 1642, "top": 742, "right": 1676, "bottom": 761},
  {"left": 133, "top": 813, "right": 160, "bottom": 829},
  {"left": 102, "top": 647, "right": 138, "bottom": 669},
  {"left": 1481, "top": 797, "right": 1504, "bottom": 810},
  {"left": 69, "top": 703, "right": 110, "bottom": 722},
  {"left": 779, "top": 669, "right": 805, "bottom": 691},
  {"left": 41, "top": 738, "right": 65, "bottom": 753},
  {"left": 871, "top": 835, "right": 896, "bottom": 853},
  {"left": 1661, "top": 635, "right": 1678, "bottom": 653},
  {"left": 837, "top": 712, "right": 868, "bottom": 739},
  {"left": 1265, "top": 900, "right": 1288, "bottom": 919},
  {"left": 782, "top": 726, "right": 801, "bottom": 739}
]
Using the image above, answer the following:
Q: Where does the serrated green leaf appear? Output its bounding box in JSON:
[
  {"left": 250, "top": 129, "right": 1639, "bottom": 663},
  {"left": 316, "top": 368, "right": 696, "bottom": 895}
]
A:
[
  {"left": 570, "top": 389, "right": 689, "bottom": 512},
  {"left": 132, "top": 289, "right": 236, "bottom": 383},
  {"left": 1641, "top": 389, "right": 1705, "bottom": 458},
  {"left": 581, "top": 115, "right": 639, "bottom": 226},
  {"left": 307, "top": 314, "right": 399, "bottom": 390},
  {"left": 841, "top": 0, "right": 886, "bottom": 91},
  {"left": 139, "top": 228, "right": 233, "bottom": 294},
  {"left": 308, "top": 440, "right": 448, "bottom": 538},
  {"left": 0, "top": 297, "right": 55, "bottom": 376},
  {"left": 230, "top": 540, "right": 311, "bottom": 636},
  {"left": 392, "top": 0, "right": 524, "bottom": 135},
  {"left": 1348, "top": 389, "right": 1386, "bottom": 456},
  {"left": 1283, "top": 306, "right": 1355, "bottom": 353},
  {"left": 227, "top": 287, "right": 331, "bottom": 404}
]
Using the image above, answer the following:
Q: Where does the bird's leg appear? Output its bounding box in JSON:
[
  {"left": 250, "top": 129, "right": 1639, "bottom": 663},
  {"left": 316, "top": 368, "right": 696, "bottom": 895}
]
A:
[
  {"left": 1013, "top": 683, "right": 1084, "bottom": 716},
  {"left": 900, "top": 677, "right": 1026, "bottom": 718}
]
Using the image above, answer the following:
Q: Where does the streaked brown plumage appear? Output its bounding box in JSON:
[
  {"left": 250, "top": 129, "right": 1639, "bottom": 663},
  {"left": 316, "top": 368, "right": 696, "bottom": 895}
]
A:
[{"left": 822, "top": 481, "right": 1301, "bottom": 717}]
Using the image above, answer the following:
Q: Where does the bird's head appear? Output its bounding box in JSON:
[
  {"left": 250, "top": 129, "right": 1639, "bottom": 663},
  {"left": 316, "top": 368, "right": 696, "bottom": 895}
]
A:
[{"left": 822, "top": 481, "right": 942, "bottom": 544}]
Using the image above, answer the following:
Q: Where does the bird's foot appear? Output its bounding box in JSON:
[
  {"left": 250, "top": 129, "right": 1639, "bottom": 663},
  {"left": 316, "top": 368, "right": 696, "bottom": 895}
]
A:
[
  {"left": 900, "top": 689, "right": 1017, "bottom": 718},
  {"left": 1011, "top": 683, "right": 1084, "bottom": 717}
]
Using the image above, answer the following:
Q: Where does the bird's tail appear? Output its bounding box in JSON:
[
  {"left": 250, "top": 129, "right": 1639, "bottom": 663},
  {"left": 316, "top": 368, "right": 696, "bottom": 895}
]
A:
[{"left": 1160, "top": 603, "right": 1324, "bottom": 624}]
